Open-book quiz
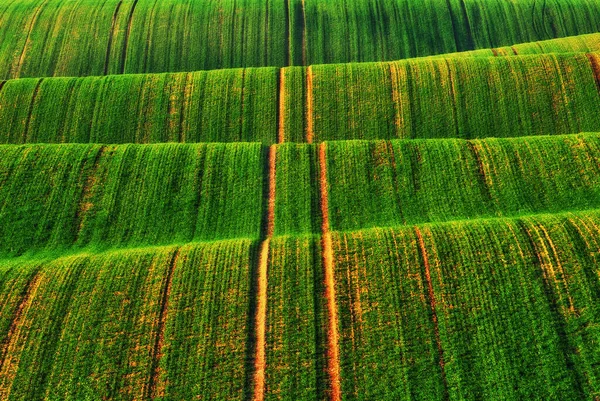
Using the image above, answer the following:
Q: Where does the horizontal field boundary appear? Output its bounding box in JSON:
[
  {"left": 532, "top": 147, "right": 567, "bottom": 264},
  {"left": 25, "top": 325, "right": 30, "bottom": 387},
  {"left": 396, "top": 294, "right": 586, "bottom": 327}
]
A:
[
  {"left": 2, "top": 51, "right": 599, "bottom": 145},
  {"left": 4, "top": 34, "right": 598, "bottom": 81},
  {"left": 3, "top": 206, "right": 600, "bottom": 266}
]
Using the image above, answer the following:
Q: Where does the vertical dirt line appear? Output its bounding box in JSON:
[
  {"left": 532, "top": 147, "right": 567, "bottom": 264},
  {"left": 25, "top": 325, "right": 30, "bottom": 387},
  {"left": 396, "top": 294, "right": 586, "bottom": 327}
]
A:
[
  {"left": 120, "top": 0, "right": 140, "bottom": 74},
  {"left": 13, "top": 0, "right": 51, "bottom": 77},
  {"left": 75, "top": 145, "right": 107, "bottom": 242},
  {"left": 146, "top": 248, "right": 180, "bottom": 400},
  {"left": 278, "top": 69, "right": 286, "bottom": 143},
  {"left": 0, "top": 270, "right": 42, "bottom": 372},
  {"left": 510, "top": 46, "right": 519, "bottom": 55},
  {"left": 104, "top": 0, "right": 124, "bottom": 75},
  {"left": 22, "top": 78, "right": 43, "bottom": 144},
  {"left": 414, "top": 227, "right": 449, "bottom": 400},
  {"left": 388, "top": 63, "right": 402, "bottom": 136},
  {"left": 319, "top": 143, "right": 341, "bottom": 401},
  {"left": 306, "top": 66, "right": 314, "bottom": 143},
  {"left": 252, "top": 239, "right": 270, "bottom": 401},
  {"left": 586, "top": 53, "right": 600, "bottom": 93},
  {"left": 301, "top": 0, "right": 307, "bottom": 65},
  {"left": 252, "top": 144, "right": 277, "bottom": 401}
]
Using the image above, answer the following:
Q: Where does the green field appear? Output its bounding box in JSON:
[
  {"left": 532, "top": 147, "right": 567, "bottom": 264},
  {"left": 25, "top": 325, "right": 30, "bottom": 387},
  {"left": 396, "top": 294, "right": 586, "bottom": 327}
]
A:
[
  {"left": 1, "top": 50, "right": 600, "bottom": 144},
  {"left": 2, "top": 0, "right": 600, "bottom": 78},
  {"left": 1, "top": 1, "right": 600, "bottom": 400}
]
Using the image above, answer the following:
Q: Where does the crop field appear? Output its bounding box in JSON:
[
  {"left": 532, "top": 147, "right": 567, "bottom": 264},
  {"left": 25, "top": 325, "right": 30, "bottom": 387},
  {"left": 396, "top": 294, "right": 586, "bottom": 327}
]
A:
[
  {"left": 2, "top": 0, "right": 600, "bottom": 78},
  {"left": 1, "top": 1, "right": 600, "bottom": 400},
  {"left": 1, "top": 51, "right": 600, "bottom": 144}
]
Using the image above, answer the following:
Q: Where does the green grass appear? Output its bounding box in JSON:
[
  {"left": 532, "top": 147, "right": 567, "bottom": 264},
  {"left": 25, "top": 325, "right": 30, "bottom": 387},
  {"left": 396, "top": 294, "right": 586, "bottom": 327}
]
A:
[
  {"left": 2, "top": 1, "right": 600, "bottom": 77},
  {"left": 0, "top": 240, "right": 256, "bottom": 400},
  {"left": 265, "top": 235, "right": 326, "bottom": 400},
  {"left": 0, "top": 69, "right": 278, "bottom": 145},
  {"left": 307, "top": 133, "right": 600, "bottom": 232},
  {"left": 156, "top": 240, "right": 255, "bottom": 400},
  {"left": 2, "top": 209, "right": 598, "bottom": 399},
  {"left": 332, "top": 227, "right": 445, "bottom": 400},
  {"left": 0, "top": 143, "right": 264, "bottom": 257},
  {"left": 0, "top": 52, "right": 598, "bottom": 145},
  {"left": 332, "top": 209, "right": 600, "bottom": 399},
  {"left": 4, "top": 133, "right": 600, "bottom": 255}
]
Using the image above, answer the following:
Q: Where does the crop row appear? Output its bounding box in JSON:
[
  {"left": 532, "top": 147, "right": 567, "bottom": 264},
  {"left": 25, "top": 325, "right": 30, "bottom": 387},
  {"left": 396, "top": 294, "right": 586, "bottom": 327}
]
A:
[
  {"left": 1, "top": 0, "right": 600, "bottom": 78},
  {"left": 1, "top": 209, "right": 599, "bottom": 399},
  {"left": 0, "top": 52, "right": 599, "bottom": 145},
  {"left": 3, "top": 133, "right": 600, "bottom": 256}
]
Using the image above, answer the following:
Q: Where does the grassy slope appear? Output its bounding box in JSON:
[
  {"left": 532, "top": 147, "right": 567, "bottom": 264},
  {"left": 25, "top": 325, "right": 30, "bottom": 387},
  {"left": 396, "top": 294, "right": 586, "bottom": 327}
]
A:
[
  {"left": 0, "top": 209, "right": 599, "bottom": 399},
  {"left": 1, "top": 1, "right": 600, "bottom": 77},
  {"left": 0, "top": 143, "right": 264, "bottom": 257},
  {"left": 333, "top": 210, "right": 600, "bottom": 399},
  {"left": 0, "top": 51, "right": 598, "bottom": 145},
  {"left": 3, "top": 133, "right": 600, "bottom": 255},
  {"left": 0, "top": 240, "right": 255, "bottom": 400}
]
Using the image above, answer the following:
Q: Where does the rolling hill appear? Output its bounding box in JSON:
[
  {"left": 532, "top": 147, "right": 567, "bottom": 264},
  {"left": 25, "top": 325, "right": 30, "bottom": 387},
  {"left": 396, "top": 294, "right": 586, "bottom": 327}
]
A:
[{"left": 1, "top": 1, "right": 600, "bottom": 400}]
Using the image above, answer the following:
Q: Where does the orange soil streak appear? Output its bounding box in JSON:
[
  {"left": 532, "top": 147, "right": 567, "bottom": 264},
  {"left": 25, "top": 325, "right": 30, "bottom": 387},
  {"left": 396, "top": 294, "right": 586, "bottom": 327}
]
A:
[
  {"left": 510, "top": 46, "right": 519, "bottom": 55},
  {"left": 414, "top": 227, "right": 449, "bottom": 395},
  {"left": 536, "top": 225, "right": 576, "bottom": 313},
  {"left": 267, "top": 145, "right": 277, "bottom": 237},
  {"left": 388, "top": 64, "right": 403, "bottom": 133},
  {"left": 76, "top": 146, "right": 107, "bottom": 237},
  {"left": 104, "top": 0, "right": 123, "bottom": 75},
  {"left": 278, "top": 69, "right": 286, "bottom": 143},
  {"left": 306, "top": 66, "right": 314, "bottom": 143},
  {"left": 147, "top": 249, "right": 180, "bottom": 400},
  {"left": 252, "top": 239, "right": 270, "bottom": 401},
  {"left": 14, "top": 0, "right": 51, "bottom": 77},
  {"left": 0, "top": 272, "right": 42, "bottom": 398},
  {"left": 586, "top": 53, "right": 600, "bottom": 92},
  {"left": 319, "top": 143, "right": 341, "bottom": 401}
]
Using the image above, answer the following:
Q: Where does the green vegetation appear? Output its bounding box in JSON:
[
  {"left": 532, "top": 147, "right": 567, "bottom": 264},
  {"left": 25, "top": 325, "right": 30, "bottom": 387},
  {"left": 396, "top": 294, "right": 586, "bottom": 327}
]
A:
[
  {"left": 156, "top": 240, "right": 254, "bottom": 400},
  {"left": 332, "top": 209, "right": 600, "bottom": 399},
  {"left": 2, "top": 1, "right": 600, "bottom": 78},
  {"left": 1, "top": 52, "right": 598, "bottom": 145},
  {"left": 0, "top": 143, "right": 264, "bottom": 257},
  {"left": 265, "top": 236, "right": 326, "bottom": 400},
  {"left": 325, "top": 134, "right": 600, "bottom": 230},
  {"left": 5, "top": 134, "right": 600, "bottom": 255},
  {"left": 0, "top": 240, "right": 256, "bottom": 400},
  {"left": 1, "top": 1, "right": 600, "bottom": 399}
]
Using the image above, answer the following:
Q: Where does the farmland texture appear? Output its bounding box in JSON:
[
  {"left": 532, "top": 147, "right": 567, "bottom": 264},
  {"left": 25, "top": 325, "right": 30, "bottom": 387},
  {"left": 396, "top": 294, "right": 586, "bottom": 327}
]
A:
[
  {"left": 1, "top": 1, "right": 600, "bottom": 400},
  {"left": 1, "top": 51, "right": 600, "bottom": 144},
  {"left": 2, "top": 1, "right": 600, "bottom": 78}
]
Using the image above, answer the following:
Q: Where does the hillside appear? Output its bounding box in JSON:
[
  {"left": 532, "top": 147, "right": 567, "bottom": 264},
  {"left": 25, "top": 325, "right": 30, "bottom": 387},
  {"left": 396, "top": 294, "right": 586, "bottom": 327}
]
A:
[{"left": 1, "top": 1, "right": 600, "bottom": 400}]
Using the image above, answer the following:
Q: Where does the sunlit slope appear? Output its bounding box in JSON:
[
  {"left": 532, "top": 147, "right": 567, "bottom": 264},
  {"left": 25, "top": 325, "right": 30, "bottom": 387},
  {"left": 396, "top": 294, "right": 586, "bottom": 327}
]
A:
[
  {"left": 1, "top": 0, "right": 600, "bottom": 78},
  {"left": 0, "top": 52, "right": 599, "bottom": 144},
  {"left": 1, "top": 209, "right": 599, "bottom": 399},
  {"left": 2, "top": 133, "right": 600, "bottom": 256}
]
